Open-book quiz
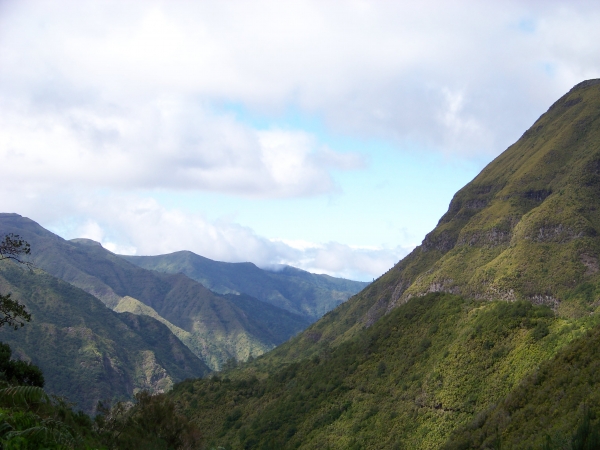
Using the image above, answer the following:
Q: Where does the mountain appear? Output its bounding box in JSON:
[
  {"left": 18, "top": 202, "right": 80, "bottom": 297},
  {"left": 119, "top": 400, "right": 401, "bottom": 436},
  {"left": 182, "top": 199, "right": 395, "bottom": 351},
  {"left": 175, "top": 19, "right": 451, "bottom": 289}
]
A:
[
  {"left": 168, "top": 79, "right": 600, "bottom": 448},
  {"left": 121, "top": 252, "right": 368, "bottom": 321},
  {"left": 258, "top": 78, "right": 600, "bottom": 365},
  {"left": 174, "top": 293, "right": 597, "bottom": 449},
  {"left": 0, "top": 215, "right": 310, "bottom": 370},
  {"left": 0, "top": 260, "right": 209, "bottom": 414}
]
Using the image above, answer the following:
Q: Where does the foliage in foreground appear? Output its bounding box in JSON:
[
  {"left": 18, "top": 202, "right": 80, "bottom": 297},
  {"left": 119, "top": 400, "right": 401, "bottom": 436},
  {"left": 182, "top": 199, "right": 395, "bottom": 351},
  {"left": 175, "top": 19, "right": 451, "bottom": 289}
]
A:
[
  {"left": 95, "top": 391, "right": 202, "bottom": 450},
  {"left": 0, "top": 385, "right": 96, "bottom": 449},
  {"left": 0, "top": 379, "right": 203, "bottom": 449},
  {"left": 0, "top": 339, "right": 198, "bottom": 449}
]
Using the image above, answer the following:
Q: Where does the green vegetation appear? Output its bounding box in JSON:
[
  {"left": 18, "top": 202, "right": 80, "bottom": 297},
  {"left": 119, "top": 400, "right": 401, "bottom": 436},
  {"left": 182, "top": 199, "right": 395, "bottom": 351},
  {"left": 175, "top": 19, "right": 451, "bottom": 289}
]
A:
[
  {"left": 0, "top": 234, "right": 202, "bottom": 449},
  {"left": 444, "top": 318, "right": 600, "bottom": 448},
  {"left": 0, "top": 233, "right": 32, "bottom": 330},
  {"left": 0, "top": 216, "right": 317, "bottom": 370},
  {"left": 165, "top": 79, "right": 600, "bottom": 449},
  {"left": 0, "top": 260, "right": 208, "bottom": 414},
  {"left": 0, "top": 355, "right": 201, "bottom": 449},
  {"left": 0, "top": 343, "right": 44, "bottom": 387},
  {"left": 393, "top": 79, "right": 600, "bottom": 306},
  {"left": 171, "top": 293, "right": 600, "bottom": 449},
  {"left": 248, "top": 78, "right": 600, "bottom": 370},
  {"left": 0, "top": 386, "right": 93, "bottom": 449},
  {"left": 95, "top": 391, "right": 202, "bottom": 449},
  {"left": 5, "top": 81, "right": 600, "bottom": 447},
  {"left": 122, "top": 251, "right": 368, "bottom": 320}
]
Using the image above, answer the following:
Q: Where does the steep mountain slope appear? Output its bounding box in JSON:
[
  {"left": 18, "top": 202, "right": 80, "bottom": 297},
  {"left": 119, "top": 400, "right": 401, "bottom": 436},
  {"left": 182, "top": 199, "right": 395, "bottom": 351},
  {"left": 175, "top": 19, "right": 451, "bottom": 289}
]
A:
[
  {"left": 0, "top": 215, "right": 309, "bottom": 369},
  {"left": 260, "top": 78, "right": 600, "bottom": 365},
  {"left": 444, "top": 319, "right": 600, "bottom": 448},
  {"left": 121, "top": 252, "right": 367, "bottom": 321},
  {"left": 173, "top": 293, "right": 599, "bottom": 449},
  {"left": 167, "top": 79, "right": 600, "bottom": 448},
  {"left": 391, "top": 78, "right": 600, "bottom": 306},
  {"left": 0, "top": 260, "right": 209, "bottom": 414}
]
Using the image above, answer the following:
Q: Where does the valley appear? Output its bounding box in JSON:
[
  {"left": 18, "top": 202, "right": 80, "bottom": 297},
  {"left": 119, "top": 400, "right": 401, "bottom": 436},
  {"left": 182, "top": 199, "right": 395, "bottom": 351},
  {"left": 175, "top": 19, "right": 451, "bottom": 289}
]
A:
[
  {"left": 2, "top": 79, "right": 600, "bottom": 447},
  {"left": 0, "top": 214, "right": 365, "bottom": 413}
]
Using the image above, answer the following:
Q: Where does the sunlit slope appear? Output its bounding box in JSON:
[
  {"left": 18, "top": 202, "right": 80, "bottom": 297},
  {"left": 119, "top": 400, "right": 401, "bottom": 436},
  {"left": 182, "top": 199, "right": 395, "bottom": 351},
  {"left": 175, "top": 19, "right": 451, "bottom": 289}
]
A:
[
  {"left": 122, "top": 252, "right": 368, "bottom": 321},
  {"left": 0, "top": 214, "right": 309, "bottom": 370},
  {"left": 173, "top": 293, "right": 600, "bottom": 449},
  {"left": 394, "top": 78, "right": 600, "bottom": 307},
  {"left": 0, "top": 261, "right": 209, "bottom": 414},
  {"left": 167, "top": 80, "right": 600, "bottom": 449},
  {"left": 444, "top": 318, "right": 600, "bottom": 448},
  {"left": 258, "top": 79, "right": 600, "bottom": 365}
]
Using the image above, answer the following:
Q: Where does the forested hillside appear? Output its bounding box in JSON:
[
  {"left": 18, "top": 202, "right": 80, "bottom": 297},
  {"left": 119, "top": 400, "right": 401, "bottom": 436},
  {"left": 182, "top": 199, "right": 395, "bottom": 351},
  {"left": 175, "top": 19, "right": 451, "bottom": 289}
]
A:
[
  {"left": 122, "top": 251, "right": 367, "bottom": 321},
  {"left": 0, "top": 216, "right": 312, "bottom": 370},
  {"left": 259, "top": 78, "right": 600, "bottom": 367},
  {"left": 0, "top": 260, "right": 209, "bottom": 414},
  {"left": 172, "top": 293, "right": 600, "bottom": 448}
]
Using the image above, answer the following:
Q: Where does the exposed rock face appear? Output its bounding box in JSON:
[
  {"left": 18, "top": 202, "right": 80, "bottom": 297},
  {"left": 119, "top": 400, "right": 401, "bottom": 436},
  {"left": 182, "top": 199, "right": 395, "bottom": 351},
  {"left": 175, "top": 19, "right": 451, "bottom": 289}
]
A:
[
  {"left": 421, "top": 230, "right": 459, "bottom": 253},
  {"left": 363, "top": 296, "right": 389, "bottom": 327},
  {"left": 581, "top": 254, "right": 599, "bottom": 276}
]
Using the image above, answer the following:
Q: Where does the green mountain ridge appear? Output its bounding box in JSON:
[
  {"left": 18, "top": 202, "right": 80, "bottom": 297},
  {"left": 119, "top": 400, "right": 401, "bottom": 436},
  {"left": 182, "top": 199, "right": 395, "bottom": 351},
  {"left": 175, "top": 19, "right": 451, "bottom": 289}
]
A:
[
  {"left": 0, "top": 260, "right": 209, "bottom": 414},
  {"left": 121, "top": 251, "right": 368, "bottom": 321},
  {"left": 0, "top": 215, "right": 311, "bottom": 370},
  {"left": 169, "top": 79, "right": 600, "bottom": 448},
  {"left": 261, "top": 78, "right": 600, "bottom": 366}
]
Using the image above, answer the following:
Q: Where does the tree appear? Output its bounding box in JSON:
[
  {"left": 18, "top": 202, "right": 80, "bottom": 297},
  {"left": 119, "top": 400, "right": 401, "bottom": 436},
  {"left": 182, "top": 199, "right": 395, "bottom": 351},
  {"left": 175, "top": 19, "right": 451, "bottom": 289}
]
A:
[
  {"left": 0, "top": 233, "right": 31, "bottom": 264},
  {"left": 95, "top": 391, "right": 202, "bottom": 449},
  {"left": 0, "top": 233, "right": 40, "bottom": 385},
  {"left": 0, "top": 233, "right": 32, "bottom": 329},
  {"left": 0, "top": 342, "right": 44, "bottom": 387}
]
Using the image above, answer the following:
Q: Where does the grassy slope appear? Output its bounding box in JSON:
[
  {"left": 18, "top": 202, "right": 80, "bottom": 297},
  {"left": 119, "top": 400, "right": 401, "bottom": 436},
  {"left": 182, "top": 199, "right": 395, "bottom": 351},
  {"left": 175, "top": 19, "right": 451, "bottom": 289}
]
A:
[
  {"left": 398, "top": 79, "right": 600, "bottom": 306},
  {"left": 173, "top": 293, "right": 600, "bottom": 449},
  {"left": 121, "top": 252, "right": 368, "bottom": 320},
  {"left": 0, "top": 261, "right": 209, "bottom": 414},
  {"left": 0, "top": 216, "right": 312, "bottom": 370}
]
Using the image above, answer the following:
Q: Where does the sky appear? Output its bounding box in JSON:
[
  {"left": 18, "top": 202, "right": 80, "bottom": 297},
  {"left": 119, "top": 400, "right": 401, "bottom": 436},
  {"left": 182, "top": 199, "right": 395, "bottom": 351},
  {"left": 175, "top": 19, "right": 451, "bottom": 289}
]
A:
[{"left": 1, "top": 1, "right": 600, "bottom": 281}]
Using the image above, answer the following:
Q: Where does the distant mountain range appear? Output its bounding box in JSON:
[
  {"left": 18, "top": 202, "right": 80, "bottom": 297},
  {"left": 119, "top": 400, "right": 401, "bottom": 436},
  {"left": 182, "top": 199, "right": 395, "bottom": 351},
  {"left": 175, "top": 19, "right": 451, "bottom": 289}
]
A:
[
  {"left": 121, "top": 251, "right": 368, "bottom": 321},
  {"left": 0, "top": 214, "right": 366, "bottom": 411}
]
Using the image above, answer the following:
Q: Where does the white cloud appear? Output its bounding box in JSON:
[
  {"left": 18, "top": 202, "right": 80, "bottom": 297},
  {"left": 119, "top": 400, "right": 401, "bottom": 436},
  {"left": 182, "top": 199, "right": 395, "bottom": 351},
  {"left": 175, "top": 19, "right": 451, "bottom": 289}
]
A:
[
  {"left": 3, "top": 0, "right": 600, "bottom": 164},
  {"left": 32, "top": 194, "right": 407, "bottom": 281},
  {"left": 268, "top": 238, "right": 407, "bottom": 280},
  {"left": 0, "top": 96, "right": 363, "bottom": 197},
  {"left": 2, "top": 0, "right": 600, "bottom": 180},
  {"left": 1, "top": 0, "right": 600, "bottom": 282}
]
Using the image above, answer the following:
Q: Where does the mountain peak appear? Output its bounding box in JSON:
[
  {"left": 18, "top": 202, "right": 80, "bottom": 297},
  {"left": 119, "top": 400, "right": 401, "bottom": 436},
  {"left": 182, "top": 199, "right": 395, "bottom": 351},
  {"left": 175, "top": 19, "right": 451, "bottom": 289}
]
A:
[
  {"left": 384, "top": 79, "right": 600, "bottom": 313},
  {"left": 570, "top": 78, "right": 600, "bottom": 91},
  {"left": 69, "top": 238, "right": 103, "bottom": 248}
]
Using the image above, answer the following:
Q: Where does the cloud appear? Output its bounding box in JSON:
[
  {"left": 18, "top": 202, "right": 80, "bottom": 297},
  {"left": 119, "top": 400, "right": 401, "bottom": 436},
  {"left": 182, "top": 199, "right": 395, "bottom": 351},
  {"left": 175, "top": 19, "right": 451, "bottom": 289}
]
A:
[
  {"left": 3, "top": 0, "right": 600, "bottom": 164},
  {"left": 32, "top": 194, "right": 408, "bottom": 281},
  {"left": 1, "top": 0, "right": 600, "bottom": 281},
  {"left": 0, "top": 96, "right": 363, "bottom": 197},
  {"left": 281, "top": 241, "right": 406, "bottom": 281}
]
